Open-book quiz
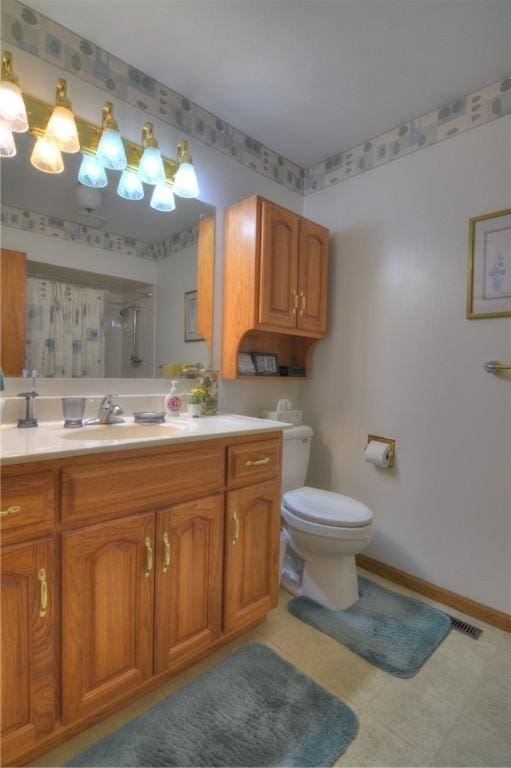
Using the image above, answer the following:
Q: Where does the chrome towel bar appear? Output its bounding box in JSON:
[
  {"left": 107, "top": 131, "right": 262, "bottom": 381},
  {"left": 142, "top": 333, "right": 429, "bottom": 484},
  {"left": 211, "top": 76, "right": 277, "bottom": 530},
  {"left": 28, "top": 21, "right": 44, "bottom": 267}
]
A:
[{"left": 484, "top": 360, "right": 511, "bottom": 373}]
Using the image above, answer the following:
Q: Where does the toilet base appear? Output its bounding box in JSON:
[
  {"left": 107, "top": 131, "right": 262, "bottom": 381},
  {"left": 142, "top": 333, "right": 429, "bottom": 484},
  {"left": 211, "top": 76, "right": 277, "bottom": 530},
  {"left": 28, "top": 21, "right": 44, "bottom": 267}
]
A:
[{"left": 300, "top": 554, "right": 359, "bottom": 610}]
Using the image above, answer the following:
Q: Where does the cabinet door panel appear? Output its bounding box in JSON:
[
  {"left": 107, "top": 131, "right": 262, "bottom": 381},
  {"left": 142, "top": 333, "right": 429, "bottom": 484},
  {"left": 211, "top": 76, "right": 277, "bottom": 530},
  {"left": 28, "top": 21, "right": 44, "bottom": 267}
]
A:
[
  {"left": 1, "top": 538, "right": 55, "bottom": 764},
  {"left": 62, "top": 513, "right": 154, "bottom": 724},
  {"left": 155, "top": 496, "right": 223, "bottom": 673},
  {"left": 258, "top": 201, "right": 299, "bottom": 329},
  {"left": 224, "top": 479, "right": 280, "bottom": 632},
  {"left": 297, "top": 219, "right": 329, "bottom": 335},
  {"left": 1, "top": 249, "right": 26, "bottom": 376}
]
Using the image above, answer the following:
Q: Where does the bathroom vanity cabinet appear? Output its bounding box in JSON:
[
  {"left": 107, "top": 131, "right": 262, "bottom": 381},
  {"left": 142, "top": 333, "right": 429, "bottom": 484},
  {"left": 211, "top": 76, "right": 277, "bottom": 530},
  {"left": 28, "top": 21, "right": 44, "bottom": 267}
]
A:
[
  {"left": 0, "top": 431, "right": 282, "bottom": 766},
  {"left": 221, "top": 196, "right": 329, "bottom": 379}
]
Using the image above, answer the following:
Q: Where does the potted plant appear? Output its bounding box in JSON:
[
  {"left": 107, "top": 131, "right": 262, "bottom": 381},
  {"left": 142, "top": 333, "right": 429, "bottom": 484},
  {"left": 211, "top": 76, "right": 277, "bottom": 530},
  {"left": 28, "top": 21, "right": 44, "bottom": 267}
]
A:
[{"left": 186, "top": 387, "right": 206, "bottom": 417}]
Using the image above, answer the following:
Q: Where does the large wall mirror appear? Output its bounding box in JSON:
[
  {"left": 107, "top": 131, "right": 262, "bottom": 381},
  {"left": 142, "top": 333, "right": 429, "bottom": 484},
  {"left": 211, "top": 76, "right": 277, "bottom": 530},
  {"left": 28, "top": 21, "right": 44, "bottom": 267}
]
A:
[{"left": 1, "top": 134, "right": 215, "bottom": 378}]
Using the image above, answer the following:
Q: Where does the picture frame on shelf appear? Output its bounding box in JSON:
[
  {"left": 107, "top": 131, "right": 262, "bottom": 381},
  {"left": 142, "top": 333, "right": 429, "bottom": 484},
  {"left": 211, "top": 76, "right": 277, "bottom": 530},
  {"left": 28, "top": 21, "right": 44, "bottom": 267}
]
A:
[
  {"left": 184, "top": 289, "right": 203, "bottom": 341},
  {"left": 252, "top": 352, "right": 279, "bottom": 376},
  {"left": 467, "top": 209, "right": 511, "bottom": 319},
  {"left": 237, "top": 352, "right": 256, "bottom": 376}
]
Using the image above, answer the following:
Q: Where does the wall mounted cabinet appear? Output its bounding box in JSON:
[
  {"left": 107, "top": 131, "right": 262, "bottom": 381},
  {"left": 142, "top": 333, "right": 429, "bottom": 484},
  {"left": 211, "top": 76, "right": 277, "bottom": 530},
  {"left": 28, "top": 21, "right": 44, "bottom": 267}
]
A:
[{"left": 222, "top": 196, "right": 329, "bottom": 379}]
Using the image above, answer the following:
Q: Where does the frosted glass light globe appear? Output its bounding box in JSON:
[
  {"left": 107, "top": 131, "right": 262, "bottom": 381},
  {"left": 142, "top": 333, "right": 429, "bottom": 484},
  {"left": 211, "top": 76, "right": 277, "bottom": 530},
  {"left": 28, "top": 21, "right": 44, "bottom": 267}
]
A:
[
  {"left": 0, "top": 81, "right": 28, "bottom": 132},
  {"left": 30, "top": 136, "right": 64, "bottom": 173},
  {"left": 0, "top": 118, "right": 16, "bottom": 157},
  {"left": 173, "top": 161, "right": 199, "bottom": 198},
  {"left": 45, "top": 105, "right": 80, "bottom": 153}
]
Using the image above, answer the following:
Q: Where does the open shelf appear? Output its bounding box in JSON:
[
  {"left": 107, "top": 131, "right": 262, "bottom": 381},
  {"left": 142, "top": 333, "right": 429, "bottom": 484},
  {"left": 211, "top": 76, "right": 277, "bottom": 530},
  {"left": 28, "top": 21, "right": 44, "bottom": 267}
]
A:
[{"left": 221, "top": 329, "right": 316, "bottom": 380}]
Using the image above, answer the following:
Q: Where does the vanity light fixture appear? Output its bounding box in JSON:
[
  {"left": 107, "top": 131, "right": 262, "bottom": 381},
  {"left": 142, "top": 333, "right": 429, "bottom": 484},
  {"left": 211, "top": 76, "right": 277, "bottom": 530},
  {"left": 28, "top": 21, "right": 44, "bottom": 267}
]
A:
[
  {"left": 78, "top": 152, "right": 108, "bottom": 188},
  {"left": 117, "top": 168, "right": 144, "bottom": 200},
  {"left": 0, "top": 52, "right": 29, "bottom": 133},
  {"left": 45, "top": 79, "right": 80, "bottom": 153},
  {"left": 138, "top": 122, "right": 165, "bottom": 185},
  {"left": 150, "top": 181, "right": 176, "bottom": 212},
  {"left": 95, "top": 101, "right": 127, "bottom": 170},
  {"left": 173, "top": 139, "right": 200, "bottom": 198},
  {"left": 30, "top": 134, "right": 64, "bottom": 174}
]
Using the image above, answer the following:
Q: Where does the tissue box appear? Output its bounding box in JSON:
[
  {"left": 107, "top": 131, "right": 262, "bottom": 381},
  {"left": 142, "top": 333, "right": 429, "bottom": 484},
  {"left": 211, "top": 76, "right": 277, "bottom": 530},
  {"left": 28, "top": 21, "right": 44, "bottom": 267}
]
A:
[{"left": 262, "top": 409, "right": 303, "bottom": 425}]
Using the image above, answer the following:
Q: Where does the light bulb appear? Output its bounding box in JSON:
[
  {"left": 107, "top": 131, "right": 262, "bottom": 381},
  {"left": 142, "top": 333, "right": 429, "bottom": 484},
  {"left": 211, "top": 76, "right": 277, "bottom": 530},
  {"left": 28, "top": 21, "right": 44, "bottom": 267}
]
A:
[
  {"left": 173, "top": 161, "right": 199, "bottom": 198},
  {"left": 45, "top": 105, "right": 80, "bottom": 153},
  {"left": 0, "top": 81, "right": 28, "bottom": 132},
  {"left": 30, "top": 136, "right": 64, "bottom": 173},
  {"left": 150, "top": 183, "right": 175, "bottom": 212},
  {"left": 138, "top": 145, "right": 165, "bottom": 185},
  {"left": 96, "top": 127, "right": 127, "bottom": 170},
  {"left": 77, "top": 154, "right": 108, "bottom": 188},
  {"left": 117, "top": 169, "right": 144, "bottom": 200},
  {"left": 0, "top": 118, "right": 16, "bottom": 157}
]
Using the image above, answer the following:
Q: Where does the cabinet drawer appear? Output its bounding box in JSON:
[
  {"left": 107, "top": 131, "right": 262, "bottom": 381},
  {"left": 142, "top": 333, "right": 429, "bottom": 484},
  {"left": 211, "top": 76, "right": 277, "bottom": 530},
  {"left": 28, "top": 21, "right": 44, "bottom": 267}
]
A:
[
  {"left": 227, "top": 439, "right": 281, "bottom": 488},
  {"left": 61, "top": 446, "right": 225, "bottom": 524},
  {"left": 1, "top": 471, "right": 55, "bottom": 544}
]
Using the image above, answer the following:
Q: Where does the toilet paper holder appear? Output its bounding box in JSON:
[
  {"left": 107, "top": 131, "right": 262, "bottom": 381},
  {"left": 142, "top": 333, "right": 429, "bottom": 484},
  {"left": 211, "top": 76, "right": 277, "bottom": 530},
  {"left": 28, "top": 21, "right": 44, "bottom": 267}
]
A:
[{"left": 366, "top": 434, "right": 396, "bottom": 468}]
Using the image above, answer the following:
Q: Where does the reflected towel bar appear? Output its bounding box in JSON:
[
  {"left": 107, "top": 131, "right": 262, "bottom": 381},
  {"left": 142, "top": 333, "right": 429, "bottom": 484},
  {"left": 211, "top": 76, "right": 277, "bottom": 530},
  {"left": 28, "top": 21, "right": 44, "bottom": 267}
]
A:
[{"left": 484, "top": 360, "right": 511, "bottom": 373}]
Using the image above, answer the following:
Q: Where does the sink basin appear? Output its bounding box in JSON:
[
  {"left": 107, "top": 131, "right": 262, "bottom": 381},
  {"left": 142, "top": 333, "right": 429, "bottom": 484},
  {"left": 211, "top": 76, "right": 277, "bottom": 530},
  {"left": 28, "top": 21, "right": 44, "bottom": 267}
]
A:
[{"left": 62, "top": 423, "right": 190, "bottom": 441}]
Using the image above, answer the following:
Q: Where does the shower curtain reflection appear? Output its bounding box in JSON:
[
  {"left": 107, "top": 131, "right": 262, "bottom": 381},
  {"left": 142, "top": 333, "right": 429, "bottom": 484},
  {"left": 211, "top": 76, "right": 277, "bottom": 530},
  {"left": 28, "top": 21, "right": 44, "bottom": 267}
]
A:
[{"left": 26, "top": 277, "right": 106, "bottom": 377}]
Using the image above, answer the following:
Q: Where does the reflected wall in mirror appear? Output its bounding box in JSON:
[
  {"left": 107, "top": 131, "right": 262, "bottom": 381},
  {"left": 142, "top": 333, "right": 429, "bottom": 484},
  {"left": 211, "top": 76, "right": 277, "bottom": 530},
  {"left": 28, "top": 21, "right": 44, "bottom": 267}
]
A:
[{"left": 0, "top": 134, "right": 215, "bottom": 378}]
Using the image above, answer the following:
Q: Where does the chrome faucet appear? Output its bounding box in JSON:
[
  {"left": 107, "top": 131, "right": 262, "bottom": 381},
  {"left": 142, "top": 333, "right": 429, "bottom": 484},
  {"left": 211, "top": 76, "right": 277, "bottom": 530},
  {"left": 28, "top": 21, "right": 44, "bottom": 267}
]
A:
[
  {"left": 17, "top": 370, "right": 39, "bottom": 428},
  {"left": 85, "top": 394, "right": 124, "bottom": 425}
]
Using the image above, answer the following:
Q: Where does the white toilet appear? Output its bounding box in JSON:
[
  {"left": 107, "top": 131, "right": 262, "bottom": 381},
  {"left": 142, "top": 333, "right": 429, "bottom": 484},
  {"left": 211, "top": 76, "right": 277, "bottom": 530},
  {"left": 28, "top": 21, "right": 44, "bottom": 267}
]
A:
[{"left": 281, "top": 425, "right": 374, "bottom": 610}]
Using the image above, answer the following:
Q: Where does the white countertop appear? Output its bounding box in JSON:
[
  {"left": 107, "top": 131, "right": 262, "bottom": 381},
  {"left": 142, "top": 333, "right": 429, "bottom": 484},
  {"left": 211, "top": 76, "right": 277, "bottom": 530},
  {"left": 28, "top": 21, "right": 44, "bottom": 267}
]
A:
[{"left": 0, "top": 414, "right": 289, "bottom": 466}]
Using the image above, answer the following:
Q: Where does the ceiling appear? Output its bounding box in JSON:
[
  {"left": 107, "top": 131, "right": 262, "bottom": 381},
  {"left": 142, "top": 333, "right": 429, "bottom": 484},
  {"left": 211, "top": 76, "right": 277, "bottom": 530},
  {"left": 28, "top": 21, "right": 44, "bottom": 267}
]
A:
[
  {"left": 26, "top": 0, "right": 511, "bottom": 168},
  {"left": 1, "top": 134, "right": 215, "bottom": 242}
]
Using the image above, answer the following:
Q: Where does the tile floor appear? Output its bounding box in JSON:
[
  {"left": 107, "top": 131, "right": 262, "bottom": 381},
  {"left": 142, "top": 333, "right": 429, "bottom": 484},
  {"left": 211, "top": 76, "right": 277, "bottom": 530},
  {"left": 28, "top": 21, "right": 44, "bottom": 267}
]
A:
[{"left": 34, "top": 568, "right": 511, "bottom": 767}]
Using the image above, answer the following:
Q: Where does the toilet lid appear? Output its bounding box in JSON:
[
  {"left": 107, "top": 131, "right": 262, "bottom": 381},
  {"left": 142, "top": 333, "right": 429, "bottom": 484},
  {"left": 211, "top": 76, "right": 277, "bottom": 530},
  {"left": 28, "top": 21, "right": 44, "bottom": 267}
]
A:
[{"left": 282, "top": 487, "right": 373, "bottom": 528}]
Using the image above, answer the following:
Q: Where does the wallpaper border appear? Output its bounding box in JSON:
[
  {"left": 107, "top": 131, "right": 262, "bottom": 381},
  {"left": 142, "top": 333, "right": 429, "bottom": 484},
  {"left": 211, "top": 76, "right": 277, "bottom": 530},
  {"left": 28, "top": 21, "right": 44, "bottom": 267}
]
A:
[{"left": 1, "top": 204, "right": 198, "bottom": 261}]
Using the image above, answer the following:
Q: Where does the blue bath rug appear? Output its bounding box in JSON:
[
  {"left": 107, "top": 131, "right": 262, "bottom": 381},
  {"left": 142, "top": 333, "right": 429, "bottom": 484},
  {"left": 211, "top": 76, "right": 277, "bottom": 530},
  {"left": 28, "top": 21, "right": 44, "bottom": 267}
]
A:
[
  {"left": 65, "top": 643, "right": 358, "bottom": 767},
  {"left": 288, "top": 576, "right": 451, "bottom": 678}
]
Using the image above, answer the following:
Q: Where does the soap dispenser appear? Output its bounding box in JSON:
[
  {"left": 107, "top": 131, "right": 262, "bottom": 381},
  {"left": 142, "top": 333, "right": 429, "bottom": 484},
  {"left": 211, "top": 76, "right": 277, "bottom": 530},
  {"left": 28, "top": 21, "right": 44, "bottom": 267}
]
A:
[{"left": 165, "top": 380, "right": 182, "bottom": 417}]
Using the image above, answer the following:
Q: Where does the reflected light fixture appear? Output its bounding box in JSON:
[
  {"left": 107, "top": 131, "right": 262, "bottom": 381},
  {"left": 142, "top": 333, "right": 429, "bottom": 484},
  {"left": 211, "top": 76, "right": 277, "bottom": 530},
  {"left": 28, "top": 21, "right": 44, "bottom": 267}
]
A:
[
  {"left": 30, "top": 134, "right": 64, "bottom": 173},
  {"left": 150, "top": 182, "right": 175, "bottom": 212},
  {"left": 0, "top": 117, "right": 16, "bottom": 157},
  {"left": 78, "top": 152, "right": 108, "bottom": 188},
  {"left": 96, "top": 101, "right": 127, "bottom": 170},
  {"left": 138, "top": 122, "right": 165, "bottom": 185},
  {"left": 45, "top": 78, "right": 80, "bottom": 153},
  {"left": 117, "top": 168, "right": 144, "bottom": 200},
  {"left": 0, "top": 52, "right": 28, "bottom": 132},
  {"left": 173, "top": 139, "right": 199, "bottom": 198}
]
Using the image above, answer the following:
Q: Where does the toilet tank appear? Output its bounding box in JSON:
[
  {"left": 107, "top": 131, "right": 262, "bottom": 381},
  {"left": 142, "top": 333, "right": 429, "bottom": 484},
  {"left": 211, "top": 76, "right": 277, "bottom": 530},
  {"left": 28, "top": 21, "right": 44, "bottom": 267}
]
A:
[{"left": 282, "top": 425, "right": 314, "bottom": 493}]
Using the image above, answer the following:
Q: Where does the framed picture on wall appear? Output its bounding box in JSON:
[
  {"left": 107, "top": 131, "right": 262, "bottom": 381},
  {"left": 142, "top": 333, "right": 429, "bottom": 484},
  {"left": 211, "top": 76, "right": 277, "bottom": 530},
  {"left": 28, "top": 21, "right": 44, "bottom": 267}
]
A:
[
  {"left": 184, "top": 290, "right": 203, "bottom": 342},
  {"left": 467, "top": 209, "right": 511, "bottom": 319}
]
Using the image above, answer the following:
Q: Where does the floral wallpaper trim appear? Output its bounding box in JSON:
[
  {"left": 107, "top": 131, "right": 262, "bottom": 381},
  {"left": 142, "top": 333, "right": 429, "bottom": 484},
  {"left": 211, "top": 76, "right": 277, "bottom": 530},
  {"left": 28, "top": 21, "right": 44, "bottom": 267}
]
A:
[
  {"left": 305, "top": 77, "right": 511, "bottom": 194},
  {"left": 1, "top": 204, "right": 198, "bottom": 261},
  {"left": 1, "top": 0, "right": 305, "bottom": 194}
]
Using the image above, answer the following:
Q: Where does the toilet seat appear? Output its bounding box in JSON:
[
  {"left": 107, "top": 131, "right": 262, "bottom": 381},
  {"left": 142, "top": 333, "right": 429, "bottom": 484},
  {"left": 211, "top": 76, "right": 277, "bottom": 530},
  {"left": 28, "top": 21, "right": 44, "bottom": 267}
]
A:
[{"left": 282, "top": 486, "right": 373, "bottom": 528}]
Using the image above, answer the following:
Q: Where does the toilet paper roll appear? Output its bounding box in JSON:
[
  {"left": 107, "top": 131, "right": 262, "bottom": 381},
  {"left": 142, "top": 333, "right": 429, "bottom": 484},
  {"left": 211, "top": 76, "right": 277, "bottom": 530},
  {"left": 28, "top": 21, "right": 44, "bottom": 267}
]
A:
[{"left": 365, "top": 440, "right": 392, "bottom": 468}]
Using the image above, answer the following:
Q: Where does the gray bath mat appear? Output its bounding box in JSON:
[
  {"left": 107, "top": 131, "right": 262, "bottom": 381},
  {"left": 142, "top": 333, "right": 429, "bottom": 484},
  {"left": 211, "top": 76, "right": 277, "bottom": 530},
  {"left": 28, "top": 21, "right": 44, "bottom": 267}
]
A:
[
  {"left": 66, "top": 643, "right": 358, "bottom": 767},
  {"left": 288, "top": 576, "right": 451, "bottom": 678}
]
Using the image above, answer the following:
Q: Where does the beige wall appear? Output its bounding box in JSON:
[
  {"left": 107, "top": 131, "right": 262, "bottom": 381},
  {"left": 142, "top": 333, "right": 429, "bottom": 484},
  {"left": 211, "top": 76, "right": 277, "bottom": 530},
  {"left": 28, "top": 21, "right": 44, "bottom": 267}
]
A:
[{"left": 302, "top": 116, "right": 511, "bottom": 613}]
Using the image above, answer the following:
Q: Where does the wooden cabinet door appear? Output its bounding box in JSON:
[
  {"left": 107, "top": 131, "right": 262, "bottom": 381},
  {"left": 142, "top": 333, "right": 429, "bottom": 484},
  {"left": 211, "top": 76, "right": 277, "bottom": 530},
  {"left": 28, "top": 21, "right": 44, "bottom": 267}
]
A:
[
  {"left": 62, "top": 513, "right": 154, "bottom": 724},
  {"left": 258, "top": 201, "right": 299, "bottom": 329},
  {"left": 297, "top": 219, "right": 329, "bottom": 335},
  {"left": 1, "top": 249, "right": 26, "bottom": 376},
  {"left": 224, "top": 479, "right": 281, "bottom": 633},
  {"left": 154, "top": 496, "right": 224, "bottom": 674},
  {"left": 1, "top": 538, "right": 55, "bottom": 764}
]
